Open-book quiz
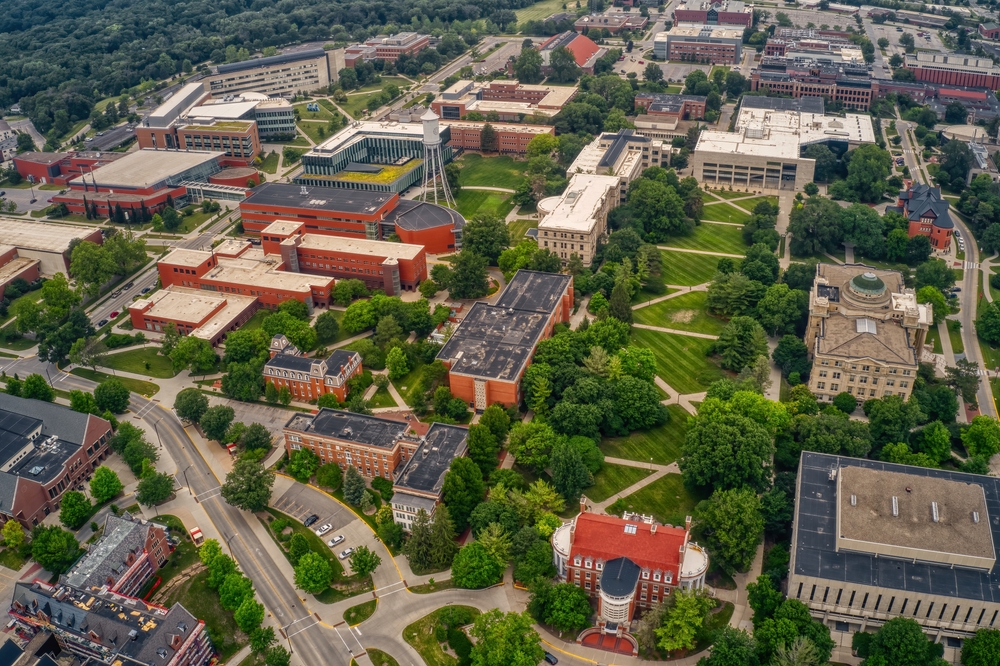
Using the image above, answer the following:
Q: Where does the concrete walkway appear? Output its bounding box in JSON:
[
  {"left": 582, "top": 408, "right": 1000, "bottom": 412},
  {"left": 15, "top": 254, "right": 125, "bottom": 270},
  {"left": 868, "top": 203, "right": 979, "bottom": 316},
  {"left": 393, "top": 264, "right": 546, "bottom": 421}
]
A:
[
  {"left": 633, "top": 323, "right": 719, "bottom": 340},
  {"left": 656, "top": 246, "right": 744, "bottom": 258},
  {"left": 461, "top": 185, "right": 516, "bottom": 193},
  {"left": 590, "top": 459, "right": 680, "bottom": 513},
  {"left": 632, "top": 283, "right": 709, "bottom": 311}
]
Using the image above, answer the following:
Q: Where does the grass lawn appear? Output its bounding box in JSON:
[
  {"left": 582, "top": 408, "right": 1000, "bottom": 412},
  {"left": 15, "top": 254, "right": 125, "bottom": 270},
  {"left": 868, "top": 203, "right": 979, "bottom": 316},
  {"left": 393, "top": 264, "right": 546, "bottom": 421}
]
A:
[
  {"left": 456, "top": 154, "right": 526, "bottom": 190},
  {"left": 631, "top": 328, "right": 725, "bottom": 394},
  {"left": 659, "top": 250, "right": 723, "bottom": 286},
  {"left": 344, "top": 599, "right": 377, "bottom": 625},
  {"left": 633, "top": 290, "right": 727, "bottom": 336},
  {"left": 704, "top": 188, "right": 755, "bottom": 201},
  {"left": 601, "top": 405, "right": 691, "bottom": 465},
  {"left": 161, "top": 570, "right": 245, "bottom": 660},
  {"left": 0, "top": 323, "right": 37, "bottom": 351},
  {"left": 364, "top": 648, "right": 401, "bottom": 666},
  {"left": 508, "top": 217, "right": 538, "bottom": 241},
  {"left": 409, "top": 578, "right": 455, "bottom": 594},
  {"left": 99, "top": 347, "right": 178, "bottom": 379},
  {"left": 925, "top": 325, "right": 943, "bottom": 354},
  {"left": 516, "top": 0, "right": 570, "bottom": 22},
  {"left": 369, "top": 387, "right": 397, "bottom": 408},
  {"left": 663, "top": 224, "right": 747, "bottom": 256},
  {"left": 0, "top": 547, "right": 25, "bottom": 571},
  {"left": 948, "top": 319, "right": 965, "bottom": 354},
  {"left": 700, "top": 202, "right": 750, "bottom": 224},
  {"left": 737, "top": 195, "right": 779, "bottom": 211},
  {"left": 403, "top": 606, "right": 481, "bottom": 666},
  {"left": 454, "top": 189, "right": 515, "bottom": 220},
  {"left": 298, "top": 120, "right": 331, "bottom": 144},
  {"left": 631, "top": 286, "right": 679, "bottom": 305},
  {"left": 340, "top": 91, "right": 387, "bottom": 119},
  {"left": 356, "top": 76, "right": 411, "bottom": 92},
  {"left": 150, "top": 514, "right": 203, "bottom": 588},
  {"left": 0, "top": 289, "right": 45, "bottom": 326},
  {"left": 70, "top": 368, "right": 159, "bottom": 396},
  {"left": 295, "top": 102, "right": 335, "bottom": 120},
  {"left": 586, "top": 464, "right": 653, "bottom": 503},
  {"left": 163, "top": 208, "right": 215, "bottom": 234},
  {"left": 240, "top": 309, "right": 272, "bottom": 331},
  {"left": 615, "top": 473, "right": 707, "bottom": 527},
  {"left": 259, "top": 151, "right": 280, "bottom": 174}
]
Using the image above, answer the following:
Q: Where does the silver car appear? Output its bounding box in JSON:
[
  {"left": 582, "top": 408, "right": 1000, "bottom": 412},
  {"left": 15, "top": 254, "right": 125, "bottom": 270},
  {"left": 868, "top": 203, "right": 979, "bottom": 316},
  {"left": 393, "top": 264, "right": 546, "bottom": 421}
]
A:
[
  {"left": 339, "top": 547, "right": 355, "bottom": 560},
  {"left": 314, "top": 523, "right": 332, "bottom": 536},
  {"left": 327, "top": 534, "right": 345, "bottom": 547}
]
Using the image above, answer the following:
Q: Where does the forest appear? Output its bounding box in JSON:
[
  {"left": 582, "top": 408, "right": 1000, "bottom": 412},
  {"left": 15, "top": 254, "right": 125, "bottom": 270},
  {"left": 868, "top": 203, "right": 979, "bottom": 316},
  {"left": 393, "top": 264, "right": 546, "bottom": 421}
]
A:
[{"left": 0, "top": 0, "right": 533, "bottom": 132}]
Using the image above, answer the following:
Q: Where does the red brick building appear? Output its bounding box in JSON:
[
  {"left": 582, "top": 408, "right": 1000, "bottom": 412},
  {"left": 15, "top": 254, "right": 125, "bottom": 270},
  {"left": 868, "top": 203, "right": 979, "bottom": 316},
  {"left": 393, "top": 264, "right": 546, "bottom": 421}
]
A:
[
  {"left": 550, "top": 502, "right": 708, "bottom": 649},
  {"left": 980, "top": 22, "right": 1000, "bottom": 39},
  {"left": 672, "top": 0, "right": 753, "bottom": 27},
  {"left": 283, "top": 409, "right": 429, "bottom": 480},
  {"left": 264, "top": 335, "right": 362, "bottom": 402},
  {"left": 345, "top": 33, "right": 430, "bottom": 67},
  {"left": 752, "top": 57, "right": 876, "bottom": 110},
  {"left": 136, "top": 119, "right": 261, "bottom": 166},
  {"left": 887, "top": 182, "right": 954, "bottom": 251},
  {"left": 0, "top": 245, "right": 40, "bottom": 300},
  {"left": 128, "top": 285, "right": 259, "bottom": 344},
  {"left": 904, "top": 53, "right": 1000, "bottom": 91},
  {"left": 12, "top": 151, "right": 126, "bottom": 186},
  {"left": 437, "top": 271, "right": 573, "bottom": 410},
  {"left": 261, "top": 220, "right": 428, "bottom": 294},
  {"left": 0, "top": 394, "right": 113, "bottom": 529},
  {"left": 442, "top": 120, "right": 555, "bottom": 155},
  {"left": 634, "top": 93, "right": 707, "bottom": 120}
]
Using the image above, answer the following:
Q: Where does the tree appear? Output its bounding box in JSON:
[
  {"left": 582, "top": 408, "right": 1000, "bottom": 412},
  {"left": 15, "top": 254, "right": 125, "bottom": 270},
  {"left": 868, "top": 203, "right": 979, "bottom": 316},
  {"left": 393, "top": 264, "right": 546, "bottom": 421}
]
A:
[
  {"left": 174, "top": 388, "right": 209, "bottom": 422},
  {"left": 699, "top": 487, "right": 764, "bottom": 574},
  {"left": 963, "top": 415, "right": 1000, "bottom": 459},
  {"left": 463, "top": 214, "right": 510, "bottom": 264},
  {"left": 863, "top": 395, "right": 923, "bottom": 451},
  {"left": 348, "top": 545, "right": 382, "bottom": 577},
  {"left": 314, "top": 310, "right": 341, "bottom": 343},
  {"left": 714, "top": 316, "right": 768, "bottom": 372},
  {"left": 234, "top": 596, "right": 265, "bottom": 634},
  {"left": 386, "top": 347, "right": 409, "bottom": 379},
  {"left": 859, "top": 617, "right": 944, "bottom": 666},
  {"left": 467, "top": 424, "right": 501, "bottom": 479},
  {"left": 550, "top": 440, "right": 591, "bottom": 501},
  {"left": 69, "top": 389, "right": 100, "bottom": 415},
  {"left": 772, "top": 335, "right": 811, "bottom": 380},
  {"left": 706, "top": 627, "right": 760, "bottom": 666},
  {"left": 514, "top": 47, "right": 543, "bottom": 83},
  {"left": 453, "top": 541, "right": 505, "bottom": 588},
  {"left": 978, "top": 301, "right": 1000, "bottom": 345},
  {"left": 644, "top": 61, "right": 664, "bottom": 82},
  {"left": 94, "top": 378, "right": 130, "bottom": 413},
  {"left": 682, "top": 411, "right": 775, "bottom": 493},
  {"left": 265, "top": 646, "right": 291, "bottom": 666},
  {"left": 845, "top": 144, "right": 892, "bottom": 203},
  {"left": 200, "top": 405, "right": 235, "bottom": 442},
  {"left": 469, "top": 610, "right": 544, "bottom": 666},
  {"left": 916, "top": 286, "right": 947, "bottom": 325},
  {"left": 946, "top": 358, "right": 981, "bottom": 408},
  {"left": 428, "top": 504, "right": 459, "bottom": 570},
  {"left": 446, "top": 250, "right": 490, "bottom": 299},
  {"left": 316, "top": 463, "right": 342, "bottom": 490},
  {"left": 170, "top": 336, "right": 218, "bottom": 374},
  {"left": 657, "top": 589, "right": 716, "bottom": 653},
  {"left": 915, "top": 259, "right": 955, "bottom": 291},
  {"left": 21, "top": 374, "right": 54, "bottom": 402},
  {"left": 608, "top": 280, "right": 633, "bottom": 324},
  {"left": 137, "top": 472, "right": 174, "bottom": 506},
  {"left": 343, "top": 465, "right": 366, "bottom": 505},
  {"left": 219, "top": 572, "right": 254, "bottom": 610},
  {"left": 756, "top": 283, "right": 805, "bottom": 336},
  {"left": 222, "top": 456, "right": 275, "bottom": 512},
  {"left": 442, "top": 457, "right": 484, "bottom": 533},
  {"left": 747, "top": 574, "right": 784, "bottom": 627},
  {"left": 549, "top": 46, "right": 581, "bottom": 83},
  {"left": 540, "top": 582, "right": 592, "bottom": 635},
  {"left": 480, "top": 123, "right": 498, "bottom": 152},
  {"left": 250, "top": 627, "right": 277, "bottom": 655},
  {"left": 287, "top": 448, "right": 320, "bottom": 483},
  {"left": 30, "top": 525, "right": 81, "bottom": 574},
  {"left": 70, "top": 241, "right": 116, "bottom": 299},
  {"left": 962, "top": 629, "right": 1000, "bottom": 666},
  {"left": 2, "top": 520, "right": 24, "bottom": 550},
  {"left": 788, "top": 196, "right": 843, "bottom": 256},
  {"left": 89, "top": 466, "right": 123, "bottom": 504},
  {"left": 59, "top": 491, "right": 92, "bottom": 529},
  {"left": 294, "top": 551, "right": 332, "bottom": 593}
]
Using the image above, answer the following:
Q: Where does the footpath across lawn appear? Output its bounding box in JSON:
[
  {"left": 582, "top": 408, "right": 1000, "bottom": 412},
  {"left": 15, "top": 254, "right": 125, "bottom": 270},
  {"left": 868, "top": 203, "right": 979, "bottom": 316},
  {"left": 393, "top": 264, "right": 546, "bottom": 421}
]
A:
[
  {"left": 611, "top": 474, "right": 707, "bottom": 528},
  {"left": 633, "top": 290, "right": 727, "bottom": 336},
  {"left": 630, "top": 328, "right": 725, "bottom": 394},
  {"left": 100, "top": 347, "right": 177, "bottom": 378},
  {"left": 600, "top": 405, "right": 691, "bottom": 465}
]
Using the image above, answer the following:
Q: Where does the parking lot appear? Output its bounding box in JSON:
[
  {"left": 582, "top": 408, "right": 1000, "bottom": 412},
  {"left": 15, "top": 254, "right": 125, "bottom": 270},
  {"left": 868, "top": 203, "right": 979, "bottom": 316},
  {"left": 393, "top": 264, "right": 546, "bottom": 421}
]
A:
[
  {"left": 767, "top": 7, "right": 857, "bottom": 29},
  {"left": 869, "top": 21, "right": 947, "bottom": 55}
]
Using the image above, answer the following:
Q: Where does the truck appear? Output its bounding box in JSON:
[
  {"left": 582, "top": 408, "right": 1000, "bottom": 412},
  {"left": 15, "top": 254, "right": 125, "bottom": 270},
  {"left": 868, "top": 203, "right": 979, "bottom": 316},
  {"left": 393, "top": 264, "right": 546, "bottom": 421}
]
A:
[{"left": 190, "top": 527, "right": 205, "bottom": 546}]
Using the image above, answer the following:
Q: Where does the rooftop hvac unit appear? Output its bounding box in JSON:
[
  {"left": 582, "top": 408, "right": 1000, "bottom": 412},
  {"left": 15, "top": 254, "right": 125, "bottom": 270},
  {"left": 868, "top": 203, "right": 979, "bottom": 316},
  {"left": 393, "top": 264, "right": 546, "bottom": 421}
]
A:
[{"left": 745, "top": 127, "right": 764, "bottom": 139}]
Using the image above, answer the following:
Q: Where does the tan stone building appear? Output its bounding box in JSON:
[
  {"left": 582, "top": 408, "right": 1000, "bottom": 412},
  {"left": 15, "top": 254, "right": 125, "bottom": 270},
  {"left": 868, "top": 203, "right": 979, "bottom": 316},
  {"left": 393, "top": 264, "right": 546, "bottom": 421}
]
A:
[
  {"left": 805, "top": 264, "right": 932, "bottom": 406},
  {"left": 791, "top": 452, "right": 1000, "bottom": 652}
]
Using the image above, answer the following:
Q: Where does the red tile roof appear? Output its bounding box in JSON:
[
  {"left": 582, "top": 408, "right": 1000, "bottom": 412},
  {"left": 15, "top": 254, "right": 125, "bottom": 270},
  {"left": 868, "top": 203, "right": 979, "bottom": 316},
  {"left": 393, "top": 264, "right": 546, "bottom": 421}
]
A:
[
  {"left": 940, "top": 88, "right": 988, "bottom": 100},
  {"left": 569, "top": 512, "right": 687, "bottom": 576},
  {"left": 564, "top": 34, "right": 601, "bottom": 67}
]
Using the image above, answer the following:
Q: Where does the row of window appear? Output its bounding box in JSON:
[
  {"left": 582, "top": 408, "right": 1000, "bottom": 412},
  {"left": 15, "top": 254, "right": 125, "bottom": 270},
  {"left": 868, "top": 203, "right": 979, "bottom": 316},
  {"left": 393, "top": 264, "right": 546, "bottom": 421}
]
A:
[{"left": 818, "top": 359, "right": 912, "bottom": 375}]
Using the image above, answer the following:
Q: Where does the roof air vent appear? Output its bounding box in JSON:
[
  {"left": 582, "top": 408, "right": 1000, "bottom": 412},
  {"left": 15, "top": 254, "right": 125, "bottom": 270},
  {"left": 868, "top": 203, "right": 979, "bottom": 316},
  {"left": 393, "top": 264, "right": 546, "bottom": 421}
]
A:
[
  {"left": 932, "top": 502, "right": 939, "bottom": 523},
  {"left": 850, "top": 494, "right": 857, "bottom": 506},
  {"left": 974, "top": 511, "right": 981, "bottom": 524},
  {"left": 892, "top": 496, "right": 899, "bottom": 517}
]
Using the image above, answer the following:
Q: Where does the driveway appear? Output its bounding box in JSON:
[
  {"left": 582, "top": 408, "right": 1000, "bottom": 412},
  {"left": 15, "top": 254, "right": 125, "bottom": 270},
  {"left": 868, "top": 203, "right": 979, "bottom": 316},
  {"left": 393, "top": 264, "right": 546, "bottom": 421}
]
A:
[
  {"left": 207, "top": 395, "right": 298, "bottom": 440},
  {"left": 661, "top": 62, "right": 711, "bottom": 83}
]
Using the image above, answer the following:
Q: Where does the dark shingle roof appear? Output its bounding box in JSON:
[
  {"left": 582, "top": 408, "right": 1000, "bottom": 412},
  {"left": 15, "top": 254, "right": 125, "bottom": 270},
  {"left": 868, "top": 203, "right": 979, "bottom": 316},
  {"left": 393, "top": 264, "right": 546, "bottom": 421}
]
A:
[
  {"left": 600, "top": 557, "right": 641, "bottom": 596},
  {"left": 62, "top": 514, "right": 156, "bottom": 590},
  {"left": 897, "top": 183, "right": 953, "bottom": 228},
  {"left": 0, "top": 394, "right": 97, "bottom": 446}
]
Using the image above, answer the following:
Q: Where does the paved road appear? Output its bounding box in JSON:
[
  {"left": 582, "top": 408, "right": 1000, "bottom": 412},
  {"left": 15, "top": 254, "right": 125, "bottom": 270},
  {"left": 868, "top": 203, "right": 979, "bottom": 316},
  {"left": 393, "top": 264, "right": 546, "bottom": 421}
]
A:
[
  {"left": 897, "top": 117, "right": 997, "bottom": 417},
  {"left": 6, "top": 118, "right": 45, "bottom": 150}
]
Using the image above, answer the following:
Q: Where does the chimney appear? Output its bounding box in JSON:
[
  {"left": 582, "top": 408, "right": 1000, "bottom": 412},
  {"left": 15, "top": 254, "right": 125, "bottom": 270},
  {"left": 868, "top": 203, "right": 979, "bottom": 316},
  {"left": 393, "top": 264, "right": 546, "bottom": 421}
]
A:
[
  {"left": 650, "top": 524, "right": 657, "bottom": 535},
  {"left": 569, "top": 522, "right": 576, "bottom": 546},
  {"left": 685, "top": 515, "right": 692, "bottom": 532},
  {"left": 579, "top": 495, "right": 588, "bottom": 515}
]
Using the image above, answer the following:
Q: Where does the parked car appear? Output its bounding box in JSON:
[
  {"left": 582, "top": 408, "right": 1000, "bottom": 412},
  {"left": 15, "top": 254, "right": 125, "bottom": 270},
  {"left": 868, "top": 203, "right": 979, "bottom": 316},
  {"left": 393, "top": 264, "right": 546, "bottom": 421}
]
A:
[
  {"left": 126, "top": 281, "right": 134, "bottom": 288},
  {"left": 328, "top": 534, "right": 345, "bottom": 547},
  {"left": 111, "top": 290, "right": 121, "bottom": 298},
  {"left": 953, "top": 287, "right": 962, "bottom": 292},
  {"left": 339, "top": 547, "right": 355, "bottom": 560},
  {"left": 303, "top": 514, "right": 320, "bottom": 528},
  {"left": 109, "top": 311, "right": 119, "bottom": 318},
  {"left": 141, "top": 287, "right": 151, "bottom": 294},
  {"left": 98, "top": 319, "right": 108, "bottom": 327},
  {"left": 315, "top": 523, "right": 332, "bottom": 536},
  {"left": 638, "top": 60, "right": 645, "bottom": 64},
  {"left": 543, "top": 652, "right": 559, "bottom": 664}
]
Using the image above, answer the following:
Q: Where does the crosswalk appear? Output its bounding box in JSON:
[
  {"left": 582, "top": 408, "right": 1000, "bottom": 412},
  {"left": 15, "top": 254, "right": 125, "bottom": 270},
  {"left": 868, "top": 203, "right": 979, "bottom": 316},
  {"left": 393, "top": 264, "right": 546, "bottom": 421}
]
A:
[{"left": 965, "top": 261, "right": 980, "bottom": 270}]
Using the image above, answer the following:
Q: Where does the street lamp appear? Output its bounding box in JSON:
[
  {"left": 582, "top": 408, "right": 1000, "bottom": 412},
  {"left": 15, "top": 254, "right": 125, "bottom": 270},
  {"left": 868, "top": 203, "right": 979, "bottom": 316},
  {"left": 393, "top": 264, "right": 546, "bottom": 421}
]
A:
[{"left": 182, "top": 465, "right": 192, "bottom": 496}]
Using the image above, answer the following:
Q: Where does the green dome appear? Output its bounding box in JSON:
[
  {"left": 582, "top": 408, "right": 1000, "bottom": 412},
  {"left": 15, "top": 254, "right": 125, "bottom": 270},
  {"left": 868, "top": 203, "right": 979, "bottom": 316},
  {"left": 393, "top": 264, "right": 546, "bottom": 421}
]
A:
[{"left": 850, "top": 271, "right": 886, "bottom": 296}]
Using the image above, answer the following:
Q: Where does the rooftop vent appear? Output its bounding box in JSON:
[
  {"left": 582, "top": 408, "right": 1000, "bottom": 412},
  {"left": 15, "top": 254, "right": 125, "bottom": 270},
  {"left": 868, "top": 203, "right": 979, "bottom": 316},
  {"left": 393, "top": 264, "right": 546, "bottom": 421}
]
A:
[
  {"left": 850, "top": 494, "right": 857, "bottom": 506},
  {"left": 932, "top": 502, "right": 940, "bottom": 523},
  {"left": 892, "top": 496, "right": 899, "bottom": 517},
  {"left": 974, "top": 511, "right": 981, "bottom": 523}
]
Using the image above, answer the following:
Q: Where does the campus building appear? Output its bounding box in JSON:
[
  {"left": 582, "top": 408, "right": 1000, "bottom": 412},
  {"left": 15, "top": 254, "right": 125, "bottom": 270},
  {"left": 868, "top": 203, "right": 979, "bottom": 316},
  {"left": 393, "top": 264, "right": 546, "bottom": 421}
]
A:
[
  {"left": 634, "top": 93, "right": 708, "bottom": 120},
  {"left": 887, "top": 183, "right": 954, "bottom": 251},
  {"left": 391, "top": 423, "right": 470, "bottom": 531},
  {"left": 0, "top": 394, "right": 113, "bottom": 529},
  {"left": 653, "top": 26, "right": 744, "bottom": 63},
  {"left": 0, "top": 218, "right": 103, "bottom": 276},
  {"left": 240, "top": 182, "right": 464, "bottom": 254},
  {"left": 128, "top": 285, "right": 259, "bottom": 345},
  {"left": 344, "top": 33, "right": 430, "bottom": 66},
  {"left": 691, "top": 96, "right": 876, "bottom": 191},
  {"left": 61, "top": 513, "right": 170, "bottom": 599},
  {"left": 0, "top": 120, "right": 16, "bottom": 162},
  {"left": 283, "top": 409, "right": 424, "bottom": 480},
  {"left": 264, "top": 335, "right": 362, "bottom": 402},
  {"left": 206, "top": 48, "right": 347, "bottom": 97},
  {"left": 904, "top": 53, "right": 1000, "bottom": 91},
  {"left": 442, "top": 120, "right": 555, "bottom": 155},
  {"left": 259, "top": 220, "right": 428, "bottom": 293},
  {"left": 12, "top": 151, "right": 127, "bottom": 186},
  {"left": 0, "top": 245, "right": 40, "bottom": 301},
  {"left": 751, "top": 56, "right": 876, "bottom": 110},
  {"left": 764, "top": 28, "right": 854, "bottom": 57},
  {"left": 431, "top": 80, "right": 577, "bottom": 121},
  {"left": 805, "top": 264, "right": 930, "bottom": 405},
  {"left": 437, "top": 270, "right": 573, "bottom": 410},
  {"left": 539, "top": 32, "right": 606, "bottom": 75},
  {"left": 790, "top": 452, "right": 1000, "bottom": 648},
  {"left": 980, "top": 22, "right": 1000, "bottom": 39},
  {"left": 672, "top": 0, "right": 753, "bottom": 27},
  {"left": 49, "top": 149, "right": 233, "bottom": 219},
  {"left": 9, "top": 580, "right": 212, "bottom": 666},
  {"left": 550, "top": 501, "right": 708, "bottom": 653},
  {"left": 574, "top": 11, "right": 649, "bottom": 35}
]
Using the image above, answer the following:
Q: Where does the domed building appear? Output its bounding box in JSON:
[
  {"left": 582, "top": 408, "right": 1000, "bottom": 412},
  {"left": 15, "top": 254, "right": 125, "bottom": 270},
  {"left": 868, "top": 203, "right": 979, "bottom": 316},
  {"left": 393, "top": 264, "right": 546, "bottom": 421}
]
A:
[{"left": 805, "top": 263, "right": 932, "bottom": 408}]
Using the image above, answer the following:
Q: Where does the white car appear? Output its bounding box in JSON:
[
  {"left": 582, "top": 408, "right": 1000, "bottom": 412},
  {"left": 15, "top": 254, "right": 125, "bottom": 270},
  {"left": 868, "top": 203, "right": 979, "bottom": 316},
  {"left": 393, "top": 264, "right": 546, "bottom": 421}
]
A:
[
  {"left": 327, "top": 534, "right": 345, "bottom": 547},
  {"left": 314, "top": 523, "right": 332, "bottom": 536},
  {"left": 339, "top": 547, "right": 355, "bottom": 560}
]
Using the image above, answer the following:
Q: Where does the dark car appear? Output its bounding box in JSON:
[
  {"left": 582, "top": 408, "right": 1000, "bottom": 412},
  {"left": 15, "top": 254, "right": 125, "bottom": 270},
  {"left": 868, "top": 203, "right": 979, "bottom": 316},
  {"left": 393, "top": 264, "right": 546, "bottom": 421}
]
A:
[
  {"left": 126, "top": 281, "right": 134, "bottom": 288},
  {"left": 543, "top": 652, "right": 558, "bottom": 665},
  {"left": 141, "top": 287, "right": 151, "bottom": 294},
  {"left": 98, "top": 319, "right": 108, "bottom": 327},
  {"left": 303, "top": 514, "right": 320, "bottom": 527}
]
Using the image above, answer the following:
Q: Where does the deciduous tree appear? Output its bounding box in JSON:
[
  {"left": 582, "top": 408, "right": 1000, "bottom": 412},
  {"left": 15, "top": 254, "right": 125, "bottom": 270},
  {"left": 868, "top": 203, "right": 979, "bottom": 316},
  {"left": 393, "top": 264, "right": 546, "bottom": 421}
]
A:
[
  {"left": 294, "top": 552, "right": 332, "bottom": 593},
  {"left": 222, "top": 456, "right": 275, "bottom": 512},
  {"left": 89, "top": 466, "right": 123, "bottom": 504}
]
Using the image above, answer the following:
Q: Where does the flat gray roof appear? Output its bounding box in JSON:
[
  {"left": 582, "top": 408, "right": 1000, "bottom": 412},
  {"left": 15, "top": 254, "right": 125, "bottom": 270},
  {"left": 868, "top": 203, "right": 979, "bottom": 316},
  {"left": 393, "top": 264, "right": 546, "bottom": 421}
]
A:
[{"left": 394, "top": 423, "right": 468, "bottom": 496}]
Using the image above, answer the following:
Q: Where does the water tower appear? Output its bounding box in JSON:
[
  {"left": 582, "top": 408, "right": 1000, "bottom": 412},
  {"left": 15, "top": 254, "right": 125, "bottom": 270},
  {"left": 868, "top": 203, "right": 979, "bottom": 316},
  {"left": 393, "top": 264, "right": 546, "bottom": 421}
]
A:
[{"left": 419, "top": 109, "right": 454, "bottom": 208}]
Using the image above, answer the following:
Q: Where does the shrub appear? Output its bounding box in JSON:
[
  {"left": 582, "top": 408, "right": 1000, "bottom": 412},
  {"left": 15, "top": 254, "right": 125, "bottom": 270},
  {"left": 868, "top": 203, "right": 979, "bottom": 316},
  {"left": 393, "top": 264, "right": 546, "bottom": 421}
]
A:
[
  {"left": 435, "top": 624, "right": 448, "bottom": 642},
  {"left": 370, "top": 477, "right": 394, "bottom": 501},
  {"left": 448, "top": 627, "right": 473, "bottom": 662}
]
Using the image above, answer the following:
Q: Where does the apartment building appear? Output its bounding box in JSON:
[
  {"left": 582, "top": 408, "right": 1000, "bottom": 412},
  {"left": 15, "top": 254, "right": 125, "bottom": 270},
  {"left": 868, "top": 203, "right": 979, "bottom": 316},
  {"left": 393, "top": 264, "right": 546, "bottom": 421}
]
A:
[
  {"left": 283, "top": 410, "right": 424, "bottom": 480},
  {"left": 805, "top": 264, "right": 931, "bottom": 405}
]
